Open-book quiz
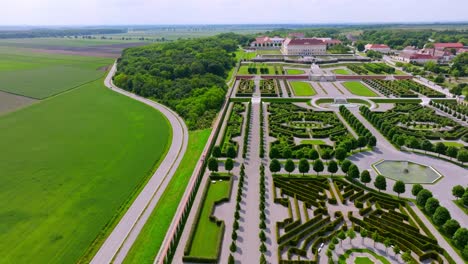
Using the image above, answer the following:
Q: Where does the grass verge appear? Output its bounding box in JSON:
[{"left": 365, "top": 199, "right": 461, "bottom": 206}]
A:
[{"left": 123, "top": 129, "right": 211, "bottom": 264}]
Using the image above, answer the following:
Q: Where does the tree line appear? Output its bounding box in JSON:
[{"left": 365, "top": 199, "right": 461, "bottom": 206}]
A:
[
  {"left": 113, "top": 33, "right": 250, "bottom": 129},
  {"left": 0, "top": 28, "right": 125, "bottom": 39}
]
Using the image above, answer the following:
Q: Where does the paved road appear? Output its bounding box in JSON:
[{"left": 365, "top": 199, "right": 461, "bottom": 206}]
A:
[{"left": 90, "top": 63, "right": 188, "bottom": 264}]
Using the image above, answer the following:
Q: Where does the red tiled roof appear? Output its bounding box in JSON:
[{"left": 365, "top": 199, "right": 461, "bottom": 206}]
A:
[
  {"left": 324, "top": 39, "right": 342, "bottom": 44},
  {"left": 287, "top": 38, "right": 325, "bottom": 46},
  {"left": 433, "top": 43, "right": 463, "bottom": 49},
  {"left": 288, "top": 32, "right": 305, "bottom": 38}
]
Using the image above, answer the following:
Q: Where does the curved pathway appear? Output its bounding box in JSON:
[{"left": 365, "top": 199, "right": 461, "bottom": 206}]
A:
[{"left": 91, "top": 63, "right": 188, "bottom": 264}]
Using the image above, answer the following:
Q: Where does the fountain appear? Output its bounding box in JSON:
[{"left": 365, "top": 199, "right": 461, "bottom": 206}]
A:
[{"left": 373, "top": 160, "right": 442, "bottom": 184}]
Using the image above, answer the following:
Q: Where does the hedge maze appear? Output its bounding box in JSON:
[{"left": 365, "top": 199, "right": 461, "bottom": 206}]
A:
[
  {"left": 363, "top": 79, "right": 445, "bottom": 98},
  {"left": 236, "top": 79, "right": 255, "bottom": 97},
  {"left": 347, "top": 63, "right": 395, "bottom": 75},
  {"left": 267, "top": 103, "right": 358, "bottom": 159},
  {"left": 272, "top": 176, "right": 451, "bottom": 263}
]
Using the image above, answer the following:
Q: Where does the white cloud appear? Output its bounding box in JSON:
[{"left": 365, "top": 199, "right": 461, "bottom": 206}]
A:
[{"left": 1, "top": 0, "right": 467, "bottom": 25}]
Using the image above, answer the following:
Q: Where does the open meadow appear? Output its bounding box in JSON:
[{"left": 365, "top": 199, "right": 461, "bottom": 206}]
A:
[{"left": 0, "top": 77, "right": 171, "bottom": 263}]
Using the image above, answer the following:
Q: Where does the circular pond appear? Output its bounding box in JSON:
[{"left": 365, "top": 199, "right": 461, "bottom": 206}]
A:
[{"left": 373, "top": 160, "right": 442, "bottom": 184}]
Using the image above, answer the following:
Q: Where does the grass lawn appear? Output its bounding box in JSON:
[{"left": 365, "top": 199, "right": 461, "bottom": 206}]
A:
[
  {"left": 238, "top": 63, "right": 276, "bottom": 75},
  {"left": 338, "top": 248, "right": 390, "bottom": 264},
  {"left": 0, "top": 79, "right": 171, "bottom": 264},
  {"left": 332, "top": 68, "right": 351, "bottom": 75},
  {"left": 342, "top": 81, "right": 378, "bottom": 97},
  {"left": 301, "top": 139, "right": 326, "bottom": 145},
  {"left": 286, "top": 69, "right": 305, "bottom": 75},
  {"left": 355, "top": 257, "right": 374, "bottom": 264},
  {"left": 256, "top": 49, "right": 282, "bottom": 55},
  {"left": 123, "top": 129, "right": 211, "bottom": 264},
  {"left": 442, "top": 141, "right": 465, "bottom": 148},
  {"left": 0, "top": 48, "right": 112, "bottom": 98},
  {"left": 187, "top": 178, "right": 232, "bottom": 259},
  {"left": 290, "top": 81, "right": 316, "bottom": 96}
]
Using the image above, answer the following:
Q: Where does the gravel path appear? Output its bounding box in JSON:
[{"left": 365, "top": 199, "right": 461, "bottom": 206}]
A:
[{"left": 90, "top": 63, "right": 189, "bottom": 264}]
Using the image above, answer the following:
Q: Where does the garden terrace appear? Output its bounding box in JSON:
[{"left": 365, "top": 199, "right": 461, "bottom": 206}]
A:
[
  {"left": 218, "top": 103, "right": 246, "bottom": 157},
  {"left": 260, "top": 79, "right": 279, "bottom": 97},
  {"left": 267, "top": 103, "right": 355, "bottom": 159},
  {"left": 363, "top": 79, "right": 445, "bottom": 98},
  {"left": 236, "top": 79, "right": 255, "bottom": 97},
  {"left": 360, "top": 104, "right": 468, "bottom": 159},
  {"left": 238, "top": 63, "right": 282, "bottom": 75}
]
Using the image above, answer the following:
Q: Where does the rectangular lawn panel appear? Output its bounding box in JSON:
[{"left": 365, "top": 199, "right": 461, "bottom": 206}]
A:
[
  {"left": 286, "top": 69, "right": 305, "bottom": 75},
  {"left": 332, "top": 68, "right": 351, "bottom": 75},
  {"left": 342, "top": 81, "right": 378, "bottom": 97},
  {"left": 290, "top": 81, "right": 317, "bottom": 96},
  {"left": 301, "top": 139, "right": 326, "bottom": 145},
  {"left": 0, "top": 79, "right": 171, "bottom": 264},
  {"left": 187, "top": 179, "right": 232, "bottom": 259},
  {"left": 0, "top": 49, "right": 112, "bottom": 98},
  {"left": 123, "top": 129, "right": 211, "bottom": 264}
]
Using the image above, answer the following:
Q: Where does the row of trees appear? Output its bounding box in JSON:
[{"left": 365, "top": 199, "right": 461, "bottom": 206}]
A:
[
  {"left": 412, "top": 185, "right": 468, "bottom": 259},
  {"left": 228, "top": 164, "right": 245, "bottom": 262}
]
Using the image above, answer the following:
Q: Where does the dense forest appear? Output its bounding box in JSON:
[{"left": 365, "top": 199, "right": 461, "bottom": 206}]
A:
[
  {"left": 0, "top": 28, "right": 125, "bottom": 39},
  {"left": 358, "top": 29, "right": 468, "bottom": 49},
  {"left": 114, "top": 33, "right": 249, "bottom": 129}
]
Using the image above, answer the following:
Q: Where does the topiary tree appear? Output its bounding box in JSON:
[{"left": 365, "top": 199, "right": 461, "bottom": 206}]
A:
[
  {"left": 226, "top": 144, "right": 237, "bottom": 158},
  {"left": 230, "top": 241, "right": 237, "bottom": 252},
  {"left": 402, "top": 250, "right": 412, "bottom": 263},
  {"left": 298, "top": 158, "right": 310, "bottom": 176},
  {"left": 341, "top": 159, "right": 352, "bottom": 173},
  {"left": 393, "top": 244, "right": 401, "bottom": 257},
  {"left": 337, "top": 230, "right": 346, "bottom": 246},
  {"left": 447, "top": 146, "right": 459, "bottom": 160},
  {"left": 452, "top": 185, "right": 465, "bottom": 200},
  {"left": 259, "top": 242, "right": 267, "bottom": 253},
  {"left": 260, "top": 254, "right": 266, "bottom": 264},
  {"left": 225, "top": 158, "right": 234, "bottom": 174},
  {"left": 424, "top": 197, "right": 440, "bottom": 216},
  {"left": 347, "top": 227, "right": 356, "bottom": 245},
  {"left": 334, "top": 147, "right": 347, "bottom": 161},
  {"left": 416, "top": 189, "right": 433, "bottom": 207},
  {"left": 453, "top": 228, "right": 468, "bottom": 248},
  {"left": 463, "top": 190, "right": 468, "bottom": 207},
  {"left": 360, "top": 170, "right": 371, "bottom": 186},
  {"left": 412, "top": 184, "right": 423, "bottom": 196},
  {"left": 228, "top": 254, "right": 235, "bottom": 264},
  {"left": 361, "top": 228, "right": 368, "bottom": 244},
  {"left": 443, "top": 219, "right": 460, "bottom": 238},
  {"left": 308, "top": 149, "right": 319, "bottom": 160},
  {"left": 259, "top": 230, "right": 266, "bottom": 242},
  {"left": 269, "top": 159, "right": 281, "bottom": 174},
  {"left": 313, "top": 159, "right": 324, "bottom": 176},
  {"left": 374, "top": 175, "right": 387, "bottom": 192},
  {"left": 457, "top": 150, "right": 468, "bottom": 165},
  {"left": 435, "top": 142, "right": 446, "bottom": 157},
  {"left": 357, "top": 136, "right": 367, "bottom": 150},
  {"left": 384, "top": 238, "right": 392, "bottom": 254},
  {"left": 282, "top": 147, "right": 292, "bottom": 159},
  {"left": 284, "top": 159, "right": 295, "bottom": 175},
  {"left": 393, "top": 180, "right": 406, "bottom": 198},
  {"left": 368, "top": 136, "right": 377, "bottom": 148},
  {"left": 208, "top": 157, "right": 219, "bottom": 172},
  {"left": 432, "top": 206, "right": 451, "bottom": 226},
  {"left": 421, "top": 140, "right": 433, "bottom": 154},
  {"left": 372, "top": 231, "right": 379, "bottom": 247},
  {"left": 269, "top": 146, "right": 280, "bottom": 159},
  {"left": 327, "top": 160, "right": 338, "bottom": 176},
  {"left": 213, "top": 145, "right": 222, "bottom": 157}
]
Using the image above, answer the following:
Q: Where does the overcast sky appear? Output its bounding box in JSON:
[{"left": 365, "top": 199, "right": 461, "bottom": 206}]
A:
[{"left": 3, "top": 0, "right": 468, "bottom": 25}]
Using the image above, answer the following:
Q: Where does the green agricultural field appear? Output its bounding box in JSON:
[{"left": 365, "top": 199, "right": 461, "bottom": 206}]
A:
[
  {"left": 0, "top": 37, "right": 140, "bottom": 48},
  {"left": 290, "top": 81, "right": 317, "bottom": 96},
  {"left": 286, "top": 69, "right": 305, "bottom": 75},
  {"left": 342, "top": 81, "right": 378, "bottom": 97},
  {"left": 0, "top": 48, "right": 112, "bottom": 98},
  {"left": 123, "top": 129, "right": 211, "bottom": 264},
  {"left": 0, "top": 79, "right": 171, "bottom": 264},
  {"left": 332, "top": 68, "right": 351, "bottom": 75},
  {"left": 186, "top": 179, "right": 232, "bottom": 259}
]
